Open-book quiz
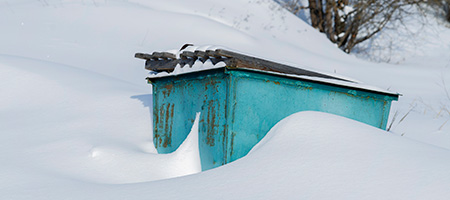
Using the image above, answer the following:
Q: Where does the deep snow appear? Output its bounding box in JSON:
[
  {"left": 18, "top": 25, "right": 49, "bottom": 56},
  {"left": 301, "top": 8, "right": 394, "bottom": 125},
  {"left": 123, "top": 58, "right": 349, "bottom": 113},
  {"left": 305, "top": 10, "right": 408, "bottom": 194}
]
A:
[{"left": 1, "top": 0, "right": 450, "bottom": 199}]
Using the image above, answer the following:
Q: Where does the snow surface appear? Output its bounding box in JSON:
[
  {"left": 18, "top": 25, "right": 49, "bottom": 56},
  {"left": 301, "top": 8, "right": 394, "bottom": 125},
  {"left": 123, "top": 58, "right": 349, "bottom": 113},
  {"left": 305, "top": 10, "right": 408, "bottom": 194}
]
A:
[
  {"left": 0, "top": 55, "right": 201, "bottom": 186},
  {"left": 147, "top": 59, "right": 227, "bottom": 78},
  {"left": 1, "top": 0, "right": 450, "bottom": 199},
  {"left": 4, "top": 112, "right": 450, "bottom": 199}
]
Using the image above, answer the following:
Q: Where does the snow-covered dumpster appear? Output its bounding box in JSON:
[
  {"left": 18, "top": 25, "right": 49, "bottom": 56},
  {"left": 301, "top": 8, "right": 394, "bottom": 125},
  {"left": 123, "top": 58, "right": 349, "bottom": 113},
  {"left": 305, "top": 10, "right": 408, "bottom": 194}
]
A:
[{"left": 135, "top": 45, "right": 399, "bottom": 171}]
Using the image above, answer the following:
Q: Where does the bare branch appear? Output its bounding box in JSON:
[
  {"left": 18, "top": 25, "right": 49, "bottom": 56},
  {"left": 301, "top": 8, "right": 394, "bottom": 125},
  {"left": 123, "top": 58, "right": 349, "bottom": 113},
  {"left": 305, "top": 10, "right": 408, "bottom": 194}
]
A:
[{"left": 280, "top": 0, "right": 437, "bottom": 53}]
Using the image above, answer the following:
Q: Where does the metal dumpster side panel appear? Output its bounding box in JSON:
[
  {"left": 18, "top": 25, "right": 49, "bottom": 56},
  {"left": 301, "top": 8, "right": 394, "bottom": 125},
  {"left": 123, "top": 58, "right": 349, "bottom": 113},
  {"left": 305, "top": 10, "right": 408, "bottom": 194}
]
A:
[
  {"left": 151, "top": 69, "right": 229, "bottom": 170},
  {"left": 226, "top": 69, "right": 394, "bottom": 162},
  {"left": 151, "top": 68, "right": 396, "bottom": 170}
]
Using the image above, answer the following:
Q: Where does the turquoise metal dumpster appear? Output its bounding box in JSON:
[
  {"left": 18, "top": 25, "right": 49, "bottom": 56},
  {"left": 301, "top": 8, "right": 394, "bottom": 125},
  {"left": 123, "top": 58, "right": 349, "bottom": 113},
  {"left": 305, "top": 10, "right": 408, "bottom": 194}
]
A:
[{"left": 135, "top": 46, "right": 399, "bottom": 171}]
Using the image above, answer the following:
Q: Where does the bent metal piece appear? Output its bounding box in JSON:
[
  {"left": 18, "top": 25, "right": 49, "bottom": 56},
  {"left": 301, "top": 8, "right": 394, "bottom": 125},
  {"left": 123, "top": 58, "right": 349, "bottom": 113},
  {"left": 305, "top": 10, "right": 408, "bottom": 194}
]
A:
[{"left": 135, "top": 49, "right": 352, "bottom": 82}]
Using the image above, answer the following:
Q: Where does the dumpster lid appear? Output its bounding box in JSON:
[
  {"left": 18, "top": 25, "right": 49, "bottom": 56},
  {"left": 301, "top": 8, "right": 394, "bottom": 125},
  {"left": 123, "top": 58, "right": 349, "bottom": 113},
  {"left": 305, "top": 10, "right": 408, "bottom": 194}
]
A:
[{"left": 135, "top": 45, "right": 399, "bottom": 97}]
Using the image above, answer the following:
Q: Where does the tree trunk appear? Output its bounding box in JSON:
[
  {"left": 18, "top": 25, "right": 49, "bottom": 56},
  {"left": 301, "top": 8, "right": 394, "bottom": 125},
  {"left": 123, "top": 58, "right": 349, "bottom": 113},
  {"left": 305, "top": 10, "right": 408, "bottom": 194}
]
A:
[
  {"left": 289, "top": 0, "right": 426, "bottom": 54},
  {"left": 344, "top": 11, "right": 362, "bottom": 53},
  {"left": 309, "top": 0, "right": 325, "bottom": 32},
  {"left": 324, "top": 0, "right": 336, "bottom": 42},
  {"left": 334, "top": 0, "right": 348, "bottom": 43},
  {"left": 445, "top": 1, "right": 450, "bottom": 22}
]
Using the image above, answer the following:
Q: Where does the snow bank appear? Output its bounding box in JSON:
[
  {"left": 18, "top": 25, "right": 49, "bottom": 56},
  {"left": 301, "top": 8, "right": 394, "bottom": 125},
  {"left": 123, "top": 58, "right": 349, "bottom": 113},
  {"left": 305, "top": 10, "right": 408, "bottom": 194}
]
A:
[
  {"left": 0, "top": 55, "right": 200, "bottom": 196},
  {"left": 125, "top": 112, "right": 450, "bottom": 200},
  {"left": 8, "top": 111, "right": 449, "bottom": 200}
]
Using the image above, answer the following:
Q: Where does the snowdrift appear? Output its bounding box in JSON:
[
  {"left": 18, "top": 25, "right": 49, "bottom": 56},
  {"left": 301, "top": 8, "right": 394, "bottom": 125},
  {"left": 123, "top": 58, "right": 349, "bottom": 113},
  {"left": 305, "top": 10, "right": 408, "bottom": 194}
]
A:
[
  {"left": 110, "top": 112, "right": 450, "bottom": 200},
  {"left": 0, "top": 55, "right": 200, "bottom": 193},
  {"left": 4, "top": 112, "right": 448, "bottom": 199}
]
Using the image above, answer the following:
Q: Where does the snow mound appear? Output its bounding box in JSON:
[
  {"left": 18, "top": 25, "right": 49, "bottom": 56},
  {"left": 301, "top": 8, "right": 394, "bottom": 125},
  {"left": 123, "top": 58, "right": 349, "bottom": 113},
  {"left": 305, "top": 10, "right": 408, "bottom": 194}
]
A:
[
  {"left": 22, "top": 111, "right": 449, "bottom": 199},
  {"left": 115, "top": 111, "right": 450, "bottom": 200},
  {"left": 0, "top": 55, "right": 201, "bottom": 197}
]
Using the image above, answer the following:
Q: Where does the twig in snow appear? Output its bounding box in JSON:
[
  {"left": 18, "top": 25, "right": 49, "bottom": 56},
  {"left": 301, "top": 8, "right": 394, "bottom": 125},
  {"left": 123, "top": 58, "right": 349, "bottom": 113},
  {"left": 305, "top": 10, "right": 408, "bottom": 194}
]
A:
[
  {"left": 387, "top": 103, "right": 415, "bottom": 132},
  {"left": 398, "top": 105, "right": 414, "bottom": 124},
  {"left": 140, "top": 29, "right": 149, "bottom": 46},
  {"left": 439, "top": 119, "right": 449, "bottom": 131},
  {"left": 387, "top": 110, "right": 398, "bottom": 132}
]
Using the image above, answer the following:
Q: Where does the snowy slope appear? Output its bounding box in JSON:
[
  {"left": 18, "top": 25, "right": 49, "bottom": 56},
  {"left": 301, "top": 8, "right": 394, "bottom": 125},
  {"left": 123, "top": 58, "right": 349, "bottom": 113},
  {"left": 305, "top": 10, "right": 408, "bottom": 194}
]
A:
[
  {"left": 0, "top": 0, "right": 348, "bottom": 84},
  {"left": 136, "top": 112, "right": 450, "bottom": 200},
  {"left": 0, "top": 55, "right": 201, "bottom": 188},
  {"left": 1, "top": 0, "right": 450, "bottom": 199}
]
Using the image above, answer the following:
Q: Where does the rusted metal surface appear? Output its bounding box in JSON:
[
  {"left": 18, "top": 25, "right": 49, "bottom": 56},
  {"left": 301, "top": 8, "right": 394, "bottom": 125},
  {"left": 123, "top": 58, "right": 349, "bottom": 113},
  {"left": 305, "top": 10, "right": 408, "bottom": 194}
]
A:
[
  {"left": 216, "top": 49, "right": 352, "bottom": 82},
  {"left": 136, "top": 48, "right": 353, "bottom": 83},
  {"left": 150, "top": 68, "right": 398, "bottom": 170},
  {"left": 152, "top": 70, "right": 229, "bottom": 169},
  {"left": 225, "top": 70, "right": 396, "bottom": 162}
]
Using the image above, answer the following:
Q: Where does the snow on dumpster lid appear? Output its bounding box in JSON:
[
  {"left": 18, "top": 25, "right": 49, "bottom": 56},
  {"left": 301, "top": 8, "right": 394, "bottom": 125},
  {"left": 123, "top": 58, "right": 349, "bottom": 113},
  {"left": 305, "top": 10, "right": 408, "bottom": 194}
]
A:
[{"left": 135, "top": 45, "right": 399, "bottom": 97}]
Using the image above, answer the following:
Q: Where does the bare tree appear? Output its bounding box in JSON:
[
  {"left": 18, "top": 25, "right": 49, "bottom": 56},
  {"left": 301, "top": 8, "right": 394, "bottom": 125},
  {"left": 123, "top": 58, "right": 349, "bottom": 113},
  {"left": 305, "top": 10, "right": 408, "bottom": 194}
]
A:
[
  {"left": 426, "top": 0, "right": 450, "bottom": 22},
  {"left": 282, "top": 0, "right": 425, "bottom": 53}
]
